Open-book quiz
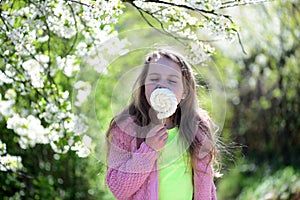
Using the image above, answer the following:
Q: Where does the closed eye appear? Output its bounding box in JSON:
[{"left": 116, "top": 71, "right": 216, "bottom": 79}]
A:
[{"left": 169, "top": 80, "right": 177, "bottom": 84}]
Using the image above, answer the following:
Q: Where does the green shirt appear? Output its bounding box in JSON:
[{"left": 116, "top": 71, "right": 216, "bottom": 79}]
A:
[{"left": 158, "top": 127, "right": 193, "bottom": 200}]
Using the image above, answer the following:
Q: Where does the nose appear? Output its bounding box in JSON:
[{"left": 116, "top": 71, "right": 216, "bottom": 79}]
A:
[
  {"left": 157, "top": 78, "right": 169, "bottom": 88},
  {"left": 156, "top": 82, "right": 167, "bottom": 89}
]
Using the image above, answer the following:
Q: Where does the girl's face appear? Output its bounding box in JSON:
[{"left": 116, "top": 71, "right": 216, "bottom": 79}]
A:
[{"left": 145, "top": 56, "right": 185, "bottom": 107}]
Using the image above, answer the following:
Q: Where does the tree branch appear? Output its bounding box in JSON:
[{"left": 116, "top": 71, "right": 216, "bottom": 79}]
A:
[
  {"left": 26, "top": 0, "right": 63, "bottom": 101},
  {"left": 132, "top": 1, "right": 225, "bottom": 42},
  {"left": 131, "top": 2, "right": 186, "bottom": 46},
  {"left": 67, "top": 0, "right": 94, "bottom": 8},
  {"left": 143, "top": 0, "right": 217, "bottom": 15},
  {"left": 0, "top": 161, "right": 34, "bottom": 180},
  {"left": 65, "top": 3, "right": 79, "bottom": 56},
  {"left": 220, "top": 0, "right": 277, "bottom": 10}
]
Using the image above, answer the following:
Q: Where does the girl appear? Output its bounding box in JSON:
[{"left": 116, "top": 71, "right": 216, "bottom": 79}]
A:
[{"left": 106, "top": 49, "right": 217, "bottom": 200}]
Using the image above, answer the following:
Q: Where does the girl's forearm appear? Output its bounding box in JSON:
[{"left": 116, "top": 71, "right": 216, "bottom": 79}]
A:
[{"left": 106, "top": 142, "right": 158, "bottom": 199}]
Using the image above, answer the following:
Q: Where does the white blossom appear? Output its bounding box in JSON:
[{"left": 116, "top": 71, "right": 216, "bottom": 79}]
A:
[
  {"left": 75, "top": 42, "right": 89, "bottom": 57},
  {"left": 35, "top": 54, "right": 50, "bottom": 64},
  {"left": 82, "top": 135, "right": 92, "bottom": 147},
  {"left": 0, "top": 100, "right": 15, "bottom": 117},
  {"left": 56, "top": 55, "right": 80, "bottom": 77},
  {"left": 22, "top": 59, "right": 45, "bottom": 88},
  {"left": 6, "top": 114, "right": 49, "bottom": 149},
  {"left": 0, "top": 154, "right": 23, "bottom": 172},
  {"left": 74, "top": 81, "right": 91, "bottom": 107},
  {"left": 0, "top": 71, "right": 14, "bottom": 85},
  {"left": 48, "top": 130, "right": 61, "bottom": 142},
  {"left": 103, "top": 37, "right": 129, "bottom": 56},
  {"left": 187, "top": 41, "right": 215, "bottom": 64},
  {"left": 3, "top": 50, "right": 9, "bottom": 56},
  {"left": 63, "top": 113, "right": 88, "bottom": 136},
  {"left": 47, "top": 0, "right": 77, "bottom": 39},
  {"left": 0, "top": 140, "right": 6, "bottom": 156},
  {"left": 4, "top": 64, "right": 17, "bottom": 80},
  {"left": 38, "top": 35, "right": 49, "bottom": 43},
  {"left": 85, "top": 53, "right": 109, "bottom": 74},
  {"left": 59, "top": 91, "right": 70, "bottom": 103},
  {"left": 70, "top": 137, "right": 91, "bottom": 158},
  {"left": 255, "top": 54, "right": 268, "bottom": 66},
  {"left": 0, "top": 94, "right": 15, "bottom": 117},
  {"left": 5, "top": 89, "right": 17, "bottom": 100},
  {"left": 39, "top": 102, "right": 60, "bottom": 123},
  {"left": 50, "top": 141, "right": 70, "bottom": 154}
]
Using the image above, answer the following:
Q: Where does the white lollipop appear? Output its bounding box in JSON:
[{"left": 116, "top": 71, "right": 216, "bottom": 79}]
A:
[{"left": 150, "top": 88, "right": 178, "bottom": 119}]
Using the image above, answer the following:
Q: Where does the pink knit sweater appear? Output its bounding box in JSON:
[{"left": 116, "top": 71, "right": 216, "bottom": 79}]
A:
[{"left": 106, "top": 117, "right": 217, "bottom": 200}]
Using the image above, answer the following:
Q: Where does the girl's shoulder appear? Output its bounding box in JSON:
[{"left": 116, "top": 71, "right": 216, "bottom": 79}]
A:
[
  {"left": 110, "top": 115, "right": 137, "bottom": 138},
  {"left": 108, "top": 115, "right": 138, "bottom": 150}
]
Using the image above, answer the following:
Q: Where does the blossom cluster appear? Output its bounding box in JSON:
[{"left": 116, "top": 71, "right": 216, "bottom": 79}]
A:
[
  {"left": 0, "top": 0, "right": 123, "bottom": 171},
  {"left": 0, "top": 140, "right": 23, "bottom": 172},
  {"left": 133, "top": 0, "right": 239, "bottom": 64}
]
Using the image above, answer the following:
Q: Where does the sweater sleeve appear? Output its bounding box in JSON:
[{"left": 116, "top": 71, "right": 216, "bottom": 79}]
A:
[
  {"left": 106, "top": 125, "right": 158, "bottom": 199},
  {"left": 193, "top": 124, "right": 217, "bottom": 200},
  {"left": 193, "top": 153, "right": 217, "bottom": 200}
]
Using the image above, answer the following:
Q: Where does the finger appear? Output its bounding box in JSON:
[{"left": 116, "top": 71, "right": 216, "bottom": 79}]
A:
[
  {"left": 150, "top": 124, "right": 165, "bottom": 134},
  {"left": 159, "top": 132, "right": 168, "bottom": 141},
  {"left": 155, "top": 127, "right": 167, "bottom": 137},
  {"left": 153, "top": 124, "right": 166, "bottom": 132},
  {"left": 162, "top": 136, "right": 168, "bottom": 143},
  {"left": 147, "top": 125, "right": 165, "bottom": 137}
]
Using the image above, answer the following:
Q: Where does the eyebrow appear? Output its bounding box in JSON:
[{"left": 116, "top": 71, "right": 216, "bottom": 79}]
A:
[
  {"left": 148, "top": 73, "right": 160, "bottom": 76},
  {"left": 148, "top": 73, "right": 181, "bottom": 79}
]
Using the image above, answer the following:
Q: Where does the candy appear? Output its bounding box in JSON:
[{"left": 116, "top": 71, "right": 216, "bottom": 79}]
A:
[{"left": 150, "top": 88, "right": 178, "bottom": 119}]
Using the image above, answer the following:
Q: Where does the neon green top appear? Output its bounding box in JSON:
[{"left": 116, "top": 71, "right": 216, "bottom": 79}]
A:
[{"left": 158, "top": 127, "right": 193, "bottom": 200}]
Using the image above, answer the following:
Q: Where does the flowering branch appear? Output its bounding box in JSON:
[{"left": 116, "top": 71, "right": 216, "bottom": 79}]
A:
[
  {"left": 220, "top": 0, "right": 276, "bottom": 9},
  {"left": 131, "top": 2, "right": 186, "bottom": 45},
  {"left": 0, "top": 0, "right": 123, "bottom": 158},
  {"left": 67, "top": 0, "right": 94, "bottom": 8},
  {"left": 66, "top": 0, "right": 274, "bottom": 60},
  {"left": 128, "top": 0, "right": 251, "bottom": 55}
]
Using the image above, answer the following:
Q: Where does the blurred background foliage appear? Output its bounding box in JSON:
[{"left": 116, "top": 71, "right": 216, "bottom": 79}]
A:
[
  {"left": 214, "top": 1, "right": 300, "bottom": 199},
  {"left": 1, "top": 0, "right": 300, "bottom": 199}
]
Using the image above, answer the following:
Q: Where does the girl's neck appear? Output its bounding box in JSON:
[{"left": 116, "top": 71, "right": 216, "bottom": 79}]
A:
[{"left": 165, "top": 118, "right": 175, "bottom": 129}]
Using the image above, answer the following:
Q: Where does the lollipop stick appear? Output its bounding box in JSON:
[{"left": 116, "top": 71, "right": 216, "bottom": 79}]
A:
[{"left": 161, "top": 118, "right": 166, "bottom": 126}]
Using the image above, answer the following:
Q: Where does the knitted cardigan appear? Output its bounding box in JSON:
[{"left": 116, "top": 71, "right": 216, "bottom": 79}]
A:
[{"left": 106, "top": 117, "right": 217, "bottom": 200}]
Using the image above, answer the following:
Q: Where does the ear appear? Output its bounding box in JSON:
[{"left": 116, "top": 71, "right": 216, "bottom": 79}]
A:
[{"left": 182, "top": 93, "right": 187, "bottom": 100}]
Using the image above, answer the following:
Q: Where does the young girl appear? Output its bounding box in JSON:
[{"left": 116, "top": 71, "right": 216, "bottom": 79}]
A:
[{"left": 105, "top": 49, "right": 217, "bottom": 200}]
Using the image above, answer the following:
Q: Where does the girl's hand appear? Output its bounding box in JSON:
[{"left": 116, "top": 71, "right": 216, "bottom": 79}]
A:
[{"left": 145, "top": 124, "right": 168, "bottom": 151}]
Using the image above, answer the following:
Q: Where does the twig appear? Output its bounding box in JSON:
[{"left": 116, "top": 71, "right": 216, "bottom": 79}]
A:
[
  {"left": 0, "top": 162, "right": 34, "bottom": 179},
  {"left": 225, "top": 17, "right": 247, "bottom": 54},
  {"left": 65, "top": 3, "right": 79, "bottom": 56},
  {"left": 132, "top": 2, "right": 186, "bottom": 46},
  {"left": 220, "top": 0, "right": 277, "bottom": 9},
  {"left": 236, "top": 31, "right": 247, "bottom": 54},
  {"left": 67, "top": 0, "right": 94, "bottom": 8},
  {"left": 143, "top": 0, "right": 217, "bottom": 15}
]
